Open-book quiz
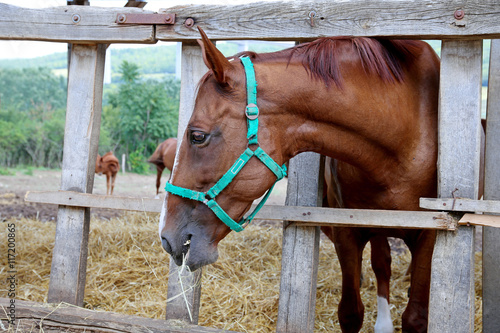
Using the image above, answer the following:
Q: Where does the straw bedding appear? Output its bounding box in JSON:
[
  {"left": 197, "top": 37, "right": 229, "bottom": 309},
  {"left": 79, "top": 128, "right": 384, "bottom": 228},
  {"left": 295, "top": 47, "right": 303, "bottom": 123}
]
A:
[{"left": 1, "top": 212, "right": 483, "bottom": 332}]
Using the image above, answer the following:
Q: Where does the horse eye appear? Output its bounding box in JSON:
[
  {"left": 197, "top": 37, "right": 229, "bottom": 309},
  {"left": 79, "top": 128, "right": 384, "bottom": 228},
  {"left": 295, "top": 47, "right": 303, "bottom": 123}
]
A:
[{"left": 191, "top": 131, "right": 207, "bottom": 145}]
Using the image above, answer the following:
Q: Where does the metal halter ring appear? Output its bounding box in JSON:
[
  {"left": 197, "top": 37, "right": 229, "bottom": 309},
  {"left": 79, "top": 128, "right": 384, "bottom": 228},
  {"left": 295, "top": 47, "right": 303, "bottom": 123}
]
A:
[{"left": 245, "top": 103, "right": 259, "bottom": 120}]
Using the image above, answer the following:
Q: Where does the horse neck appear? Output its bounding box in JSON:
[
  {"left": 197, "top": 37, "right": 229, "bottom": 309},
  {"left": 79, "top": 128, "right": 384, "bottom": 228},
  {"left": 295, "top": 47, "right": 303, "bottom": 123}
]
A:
[{"left": 257, "top": 59, "right": 437, "bottom": 190}]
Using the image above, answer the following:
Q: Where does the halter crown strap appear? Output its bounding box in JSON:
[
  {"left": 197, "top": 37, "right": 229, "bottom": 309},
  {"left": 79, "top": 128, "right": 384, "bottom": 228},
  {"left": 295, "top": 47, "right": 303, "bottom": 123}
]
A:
[
  {"left": 241, "top": 56, "right": 259, "bottom": 145},
  {"left": 165, "top": 56, "right": 286, "bottom": 232}
]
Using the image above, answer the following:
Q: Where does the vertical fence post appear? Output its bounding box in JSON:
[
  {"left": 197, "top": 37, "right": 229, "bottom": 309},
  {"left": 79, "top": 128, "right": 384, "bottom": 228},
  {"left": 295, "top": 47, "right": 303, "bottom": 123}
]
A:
[
  {"left": 47, "top": 44, "right": 106, "bottom": 306},
  {"left": 165, "top": 41, "right": 206, "bottom": 323},
  {"left": 428, "top": 40, "right": 483, "bottom": 333},
  {"left": 277, "top": 152, "right": 322, "bottom": 333},
  {"left": 121, "top": 154, "right": 126, "bottom": 173},
  {"left": 483, "top": 39, "right": 500, "bottom": 333}
]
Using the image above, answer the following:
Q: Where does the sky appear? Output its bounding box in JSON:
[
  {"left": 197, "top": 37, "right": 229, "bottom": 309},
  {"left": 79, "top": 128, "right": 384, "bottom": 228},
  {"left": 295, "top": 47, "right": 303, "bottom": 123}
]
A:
[{"left": 0, "top": 0, "right": 238, "bottom": 60}]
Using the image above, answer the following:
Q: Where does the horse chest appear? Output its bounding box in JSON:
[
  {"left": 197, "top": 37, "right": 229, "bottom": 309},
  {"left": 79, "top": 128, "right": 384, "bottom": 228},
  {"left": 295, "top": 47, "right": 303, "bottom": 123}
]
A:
[{"left": 327, "top": 159, "right": 423, "bottom": 211}]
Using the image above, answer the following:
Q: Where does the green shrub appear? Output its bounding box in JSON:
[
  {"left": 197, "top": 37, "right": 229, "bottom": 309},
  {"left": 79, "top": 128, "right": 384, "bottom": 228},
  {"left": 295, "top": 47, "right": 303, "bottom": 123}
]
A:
[
  {"left": 0, "top": 168, "right": 14, "bottom": 176},
  {"left": 128, "top": 150, "right": 149, "bottom": 175}
]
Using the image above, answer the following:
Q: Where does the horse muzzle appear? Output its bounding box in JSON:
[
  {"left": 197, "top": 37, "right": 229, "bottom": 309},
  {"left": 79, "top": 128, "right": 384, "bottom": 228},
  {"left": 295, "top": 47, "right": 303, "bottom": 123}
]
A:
[
  {"left": 160, "top": 231, "right": 191, "bottom": 266},
  {"left": 160, "top": 228, "right": 219, "bottom": 271}
]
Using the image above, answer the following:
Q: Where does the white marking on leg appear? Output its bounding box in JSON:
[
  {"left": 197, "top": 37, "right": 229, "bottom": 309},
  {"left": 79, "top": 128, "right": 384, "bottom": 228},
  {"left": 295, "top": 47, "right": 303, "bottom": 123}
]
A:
[{"left": 374, "top": 296, "right": 394, "bottom": 333}]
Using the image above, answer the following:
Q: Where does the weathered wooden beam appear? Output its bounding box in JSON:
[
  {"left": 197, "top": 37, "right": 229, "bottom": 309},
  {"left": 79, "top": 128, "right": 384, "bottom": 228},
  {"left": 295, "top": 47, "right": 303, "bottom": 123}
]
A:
[
  {"left": 482, "top": 38, "right": 500, "bottom": 333},
  {"left": 26, "top": 190, "right": 162, "bottom": 212},
  {"left": 0, "top": 298, "right": 238, "bottom": 333},
  {"left": 428, "top": 40, "right": 483, "bottom": 333},
  {"left": 0, "top": 3, "right": 155, "bottom": 43},
  {"left": 459, "top": 213, "right": 500, "bottom": 228},
  {"left": 420, "top": 197, "right": 500, "bottom": 213},
  {"left": 25, "top": 190, "right": 457, "bottom": 230},
  {"left": 157, "top": 0, "right": 500, "bottom": 41},
  {"left": 2, "top": 1, "right": 500, "bottom": 44},
  {"left": 47, "top": 44, "right": 106, "bottom": 307},
  {"left": 277, "top": 152, "right": 322, "bottom": 333},
  {"left": 286, "top": 206, "right": 456, "bottom": 230}
]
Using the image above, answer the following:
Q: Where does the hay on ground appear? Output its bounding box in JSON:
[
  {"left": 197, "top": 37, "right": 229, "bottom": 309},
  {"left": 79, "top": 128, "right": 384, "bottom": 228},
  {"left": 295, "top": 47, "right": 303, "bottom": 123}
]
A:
[{"left": 0, "top": 212, "right": 483, "bottom": 332}]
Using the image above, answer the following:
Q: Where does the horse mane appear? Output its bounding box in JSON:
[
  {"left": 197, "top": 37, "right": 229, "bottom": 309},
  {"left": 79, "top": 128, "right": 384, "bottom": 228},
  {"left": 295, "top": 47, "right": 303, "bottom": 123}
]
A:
[{"left": 236, "top": 37, "right": 423, "bottom": 87}]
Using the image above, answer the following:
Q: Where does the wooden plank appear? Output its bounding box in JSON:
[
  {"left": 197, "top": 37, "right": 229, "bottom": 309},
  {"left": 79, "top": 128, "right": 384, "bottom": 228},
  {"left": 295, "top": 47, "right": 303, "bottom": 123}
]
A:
[
  {"left": 25, "top": 190, "right": 456, "bottom": 229},
  {"left": 428, "top": 40, "right": 483, "bottom": 333},
  {"left": 47, "top": 44, "right": 106, "bottom": 307},
  {"left": 286, "top": 207, "right": 455, "bottom": 230},
  {"left": 420, "top": 197, "right": 500, "bottom": 213},
  {"left": 2, "top": 1, "right": 500, "bottom": 44},
  {"left": 25, "top": 190, "right": 162, "bottom": 212},
  {"left": 157, "top": 0, "right": 500, "bottom": 41},
  {"left": 277, "top": 152, "right": 322, "bottom": 333},
  {"left": 0, "top": 3, "right": 155, "bottom": 43},
  {"left": 0, "top": 298, "right": 239, "bottom": 333},
  {"left": 482, "top": 38, "right": 500, "bottom": 333},
  {"left": 459, "top": 213, "right": 500, "bottom": 228},
  {"left": 164, "top": 41, "right": 207, "bottom": 324}
]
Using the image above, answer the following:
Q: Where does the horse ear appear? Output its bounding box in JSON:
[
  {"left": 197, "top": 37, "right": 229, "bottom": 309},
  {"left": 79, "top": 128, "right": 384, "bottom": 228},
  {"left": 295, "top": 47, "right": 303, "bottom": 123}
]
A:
[{"left": 197, "top": 27, "right": 233, "bottom": 85}]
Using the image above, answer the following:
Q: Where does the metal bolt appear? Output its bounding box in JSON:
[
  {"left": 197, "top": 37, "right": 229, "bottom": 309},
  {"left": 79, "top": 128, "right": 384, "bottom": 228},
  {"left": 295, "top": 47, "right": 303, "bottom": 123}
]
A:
[
  {"left": 72, "top": 14, "right": 81, "bottom": 24},
  {"left": 309, "top": 11, "right": 316, "bottom": 27},
  {"left": 184, "top": 17, "right": 195, "bottom": 28},
  {"left": 454, "top": 9, "right": 465, "bottom": 20},
  {"left": 117, "top": 14, "right": 127, "bottom": 23},
  {"left": 165, "top": 15, "right": 174, "bottom": 24}
]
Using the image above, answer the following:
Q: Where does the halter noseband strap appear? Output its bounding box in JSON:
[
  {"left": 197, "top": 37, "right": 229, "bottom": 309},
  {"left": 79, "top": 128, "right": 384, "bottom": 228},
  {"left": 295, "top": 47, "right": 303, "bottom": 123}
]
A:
[{"left": 165, "top": 56, "right": 287, "bottom": 232}]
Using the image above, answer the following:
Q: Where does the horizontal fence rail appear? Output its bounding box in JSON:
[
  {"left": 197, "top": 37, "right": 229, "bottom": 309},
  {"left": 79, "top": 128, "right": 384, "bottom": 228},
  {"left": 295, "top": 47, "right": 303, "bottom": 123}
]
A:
[
  {"left": 2, "top": 1, "right": 500, "bottom": 43},
  {"left": 157, "top": 0, "right": 500, "bottom": 41},
  {"left": 421, "top": 197, "right": 500, "bottom": 213},
  {"left": 26, "top": 190, "right": 458, "bottom": 230},
  {"left": 0, "top": 298, "right": 239, "bottom": 333},
  {"left": 0, "top": 3, "right": 155, "bottom": 43}
]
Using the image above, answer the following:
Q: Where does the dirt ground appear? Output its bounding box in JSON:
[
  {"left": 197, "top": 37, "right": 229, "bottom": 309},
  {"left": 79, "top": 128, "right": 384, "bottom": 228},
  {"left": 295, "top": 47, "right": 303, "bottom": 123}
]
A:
[{"left": 0, "top": 168, "right": 288, "bottom": 222}]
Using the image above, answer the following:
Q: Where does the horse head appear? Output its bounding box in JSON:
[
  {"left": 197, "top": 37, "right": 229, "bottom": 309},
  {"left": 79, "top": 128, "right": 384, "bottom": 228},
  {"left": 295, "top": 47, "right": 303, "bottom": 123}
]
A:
[
  {"left": 159, "top": 28, "right": 287, "bottom": 271},
  {"left": 95, "top": 153, "right": 103, "bottom": 175}
]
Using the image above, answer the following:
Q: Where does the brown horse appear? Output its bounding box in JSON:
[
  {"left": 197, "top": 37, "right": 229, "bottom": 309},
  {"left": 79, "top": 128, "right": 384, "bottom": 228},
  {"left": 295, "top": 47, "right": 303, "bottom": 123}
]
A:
[
  {"left": 95, "top": 152, "right": 120, "bottom": 195},
  {"left": 160, "top": 27, "right": 440, "bottom": 332},
  {"left": 148, "top": 138, "right": 177, "bottom": 195}
]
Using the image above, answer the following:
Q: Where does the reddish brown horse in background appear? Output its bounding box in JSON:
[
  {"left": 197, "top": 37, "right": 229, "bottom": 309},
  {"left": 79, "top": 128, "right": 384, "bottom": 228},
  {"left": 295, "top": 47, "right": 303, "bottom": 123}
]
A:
[
  {"left": 95, "top": 152, "right": 120, "bottom": 195},
  {"left": 160, "top": 27, "right": 442, "bottom": 332},
  {"left": 148, "top": 138, "right": 177, "bottom": 195}
]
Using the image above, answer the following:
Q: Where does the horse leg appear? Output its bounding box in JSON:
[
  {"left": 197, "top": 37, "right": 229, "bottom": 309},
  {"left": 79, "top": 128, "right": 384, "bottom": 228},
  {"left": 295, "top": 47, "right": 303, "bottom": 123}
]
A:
[
  {"left": 370, "top": 236, "right": 394, "bottom": 333},
  {"left": 110, "top": 173, "right": 116, "bottom": 195},
  {"left": 106, "top": 173, "right": 111, "bottom": 195},
  {"left": 155, "top": 166, "right": 164, "bottom": 195},
  {"left": 402, "top": 230, "right": 436, "bottom": 333},
  {"left": 326, "top": 226, "right": 369, "bottom": 333}
]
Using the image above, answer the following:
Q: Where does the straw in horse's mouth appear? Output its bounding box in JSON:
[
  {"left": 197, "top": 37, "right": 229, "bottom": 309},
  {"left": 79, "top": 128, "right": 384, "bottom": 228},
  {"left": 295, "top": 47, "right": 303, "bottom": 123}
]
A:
[{"left": 182, "top": 236, "right": 192, "bottom": 261}]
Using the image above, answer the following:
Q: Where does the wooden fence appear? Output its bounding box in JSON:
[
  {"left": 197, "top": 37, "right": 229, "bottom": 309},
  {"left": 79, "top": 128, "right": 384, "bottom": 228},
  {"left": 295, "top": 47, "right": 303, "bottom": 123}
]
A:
[{"left": 3, "top": 0, "right": 500, "bottom": 332}]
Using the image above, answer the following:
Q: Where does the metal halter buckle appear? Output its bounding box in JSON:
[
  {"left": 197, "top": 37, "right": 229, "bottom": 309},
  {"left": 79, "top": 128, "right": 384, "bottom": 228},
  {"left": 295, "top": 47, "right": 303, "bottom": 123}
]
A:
[{"left": 245, "top": 103, "right": 259, "bottom": 120}]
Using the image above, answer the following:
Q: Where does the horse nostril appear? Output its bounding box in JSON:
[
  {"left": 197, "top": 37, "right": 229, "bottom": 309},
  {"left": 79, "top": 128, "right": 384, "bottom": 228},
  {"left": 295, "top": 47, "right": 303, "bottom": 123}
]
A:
[{"left": 161, "top": 237, "right": 172, "bottom": 254}]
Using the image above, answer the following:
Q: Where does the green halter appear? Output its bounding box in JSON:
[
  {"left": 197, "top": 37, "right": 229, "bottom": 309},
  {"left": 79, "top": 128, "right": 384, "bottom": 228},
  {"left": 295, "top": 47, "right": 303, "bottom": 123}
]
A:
[{"left": 165, "top": 56, "right": 287, "bottom": 232}]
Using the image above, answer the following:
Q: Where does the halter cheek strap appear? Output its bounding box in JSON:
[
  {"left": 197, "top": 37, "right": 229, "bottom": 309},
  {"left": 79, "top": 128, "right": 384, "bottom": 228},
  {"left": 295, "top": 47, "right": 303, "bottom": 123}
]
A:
[{"left": 165, "top": 56, "right": 287, "bottom": 232}]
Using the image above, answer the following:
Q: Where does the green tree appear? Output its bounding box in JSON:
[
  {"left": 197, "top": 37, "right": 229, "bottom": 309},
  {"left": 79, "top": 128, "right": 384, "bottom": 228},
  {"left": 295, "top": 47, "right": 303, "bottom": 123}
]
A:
[
  {"left": 0, "top": 67, "right": 67, "bottom": 167},
  {"left": 104, "top": 60, "right": 179, "bottom": 173}
]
